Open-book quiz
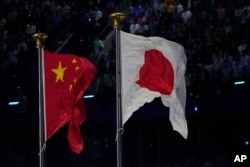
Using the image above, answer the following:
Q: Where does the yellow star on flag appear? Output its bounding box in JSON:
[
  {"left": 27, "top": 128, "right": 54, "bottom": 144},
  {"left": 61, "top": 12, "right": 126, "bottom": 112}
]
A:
[
  {"left": 72, "top": 58, "right": 77, "bottom": 64},
  {"left": 52, "top": 61, "right": 67, "bottom": 82}
]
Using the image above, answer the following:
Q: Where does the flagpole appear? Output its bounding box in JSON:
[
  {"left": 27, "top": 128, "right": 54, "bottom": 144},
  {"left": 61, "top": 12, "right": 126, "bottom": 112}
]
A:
[
  {"left": 110, "top": 13, "right": 126, "bottom": 167},
  {"left": 32, "top": 33, "right": 48, "bottom": 167}
]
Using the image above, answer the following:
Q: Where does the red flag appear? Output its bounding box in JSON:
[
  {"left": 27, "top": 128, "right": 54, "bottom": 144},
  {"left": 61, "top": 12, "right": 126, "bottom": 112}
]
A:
[{"left": 44, "top": 50, "right": 97, "bottom": 153}]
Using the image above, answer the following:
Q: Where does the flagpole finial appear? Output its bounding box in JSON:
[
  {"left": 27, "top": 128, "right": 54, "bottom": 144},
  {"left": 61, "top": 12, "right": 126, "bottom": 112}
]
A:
[
  {"left": 32, "top": 33, "right": 48, "bottom": 48},
  {"left": 110, "top": 13, "right": 126, "bottom": 29}
]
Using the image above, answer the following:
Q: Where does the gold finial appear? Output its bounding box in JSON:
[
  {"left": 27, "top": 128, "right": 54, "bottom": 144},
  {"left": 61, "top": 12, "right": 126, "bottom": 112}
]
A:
[
  {"left": 32, "top": 33, "right": 48, "bottom": 48},
  {"left": 110, "top": 13, "right": 126, "bottom": 29}
]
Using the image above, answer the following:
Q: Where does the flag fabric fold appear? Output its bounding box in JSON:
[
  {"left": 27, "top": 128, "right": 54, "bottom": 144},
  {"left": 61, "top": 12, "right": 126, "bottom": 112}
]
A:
[
  {"left": 44, "top": 50, "right": 97, "bottom": 153},
  {"left": 120, "top": 31, "right": 188, "bottom": 139}
]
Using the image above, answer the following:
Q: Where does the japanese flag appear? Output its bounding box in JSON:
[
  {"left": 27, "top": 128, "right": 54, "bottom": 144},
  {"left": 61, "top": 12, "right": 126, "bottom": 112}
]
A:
[{"left": 120, "top": 31, "right": 188, "bottom": 139}]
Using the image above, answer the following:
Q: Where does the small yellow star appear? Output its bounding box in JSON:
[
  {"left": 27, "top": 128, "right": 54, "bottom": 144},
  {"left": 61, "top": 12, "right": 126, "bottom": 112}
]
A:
[
  {"left": 52, "top": 61, "right": 67, "bottom": 82},
  {"left": 69, "top": 84, "right": 73, "bottom": 91},
  {"left": 75, "top": 66, "right": 79, "bottom": 72},
  {"left": 72, "top": 58, "right": 77, "bottom": 64}
]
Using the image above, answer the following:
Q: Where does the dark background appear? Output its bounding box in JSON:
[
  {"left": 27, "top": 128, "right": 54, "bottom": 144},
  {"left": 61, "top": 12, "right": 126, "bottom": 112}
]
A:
[{"left": 0, "top": 0, "right": 250, "bottom": 166}]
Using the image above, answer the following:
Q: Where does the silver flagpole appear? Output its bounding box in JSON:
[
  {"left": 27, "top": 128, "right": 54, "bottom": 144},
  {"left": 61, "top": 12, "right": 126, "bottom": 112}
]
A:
[
  {"left": 32, "top": 33, "right": 48, "bottom": 167},
  {"left": 110, "top": 13, "right": 126, "bottom": 167}
]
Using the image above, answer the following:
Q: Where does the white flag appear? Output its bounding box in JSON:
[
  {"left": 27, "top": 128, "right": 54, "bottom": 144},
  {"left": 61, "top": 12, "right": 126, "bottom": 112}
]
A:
[{"left": 120, "top": 31, "right": 188, "bottom": 139}]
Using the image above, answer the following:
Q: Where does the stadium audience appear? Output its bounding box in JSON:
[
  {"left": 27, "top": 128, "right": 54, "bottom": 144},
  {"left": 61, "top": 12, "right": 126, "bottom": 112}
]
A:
[
  {"left": 1, "top": 0, "right": 250, "bottom": 166},
  {"left": 1, "top": 0, "right": 250, "bottom": 111}
]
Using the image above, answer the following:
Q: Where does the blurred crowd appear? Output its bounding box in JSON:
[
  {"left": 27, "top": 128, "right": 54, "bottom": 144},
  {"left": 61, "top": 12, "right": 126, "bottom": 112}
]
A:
[
  {"left": 1, "top": 0, "right": 250, "bottom": 109},
  {"left": 82, "top": 0, "right": 250, "bottom": 107},
  {"left": 94, "top": 0, "right": 250, "bottom": 99},
  {"left": 0, "top": 0, "right": 118, "bottom": 111}
]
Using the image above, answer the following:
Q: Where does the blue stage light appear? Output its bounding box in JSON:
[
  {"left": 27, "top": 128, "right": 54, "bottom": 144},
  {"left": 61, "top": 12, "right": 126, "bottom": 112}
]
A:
[
  {"left": 234, "top": 81, "right": 245, "bottom": 85},
  {"left": 83, "top": 95, "right": 94, "bottom": 99},
  {"left": 8, "top": 101, "right": 20, "bottom": 106}
]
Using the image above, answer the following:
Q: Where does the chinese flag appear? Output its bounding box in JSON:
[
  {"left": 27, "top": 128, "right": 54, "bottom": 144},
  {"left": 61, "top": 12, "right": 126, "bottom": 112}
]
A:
[{"left": 44, "top": 50, "right": 97, "bottom": 153}]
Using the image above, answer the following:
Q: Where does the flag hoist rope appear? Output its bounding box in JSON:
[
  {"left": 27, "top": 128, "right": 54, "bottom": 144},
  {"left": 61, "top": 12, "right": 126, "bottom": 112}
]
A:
[
  {"left": 32, "top": 33, "right": 48, "bottom": 167},
  {"left": 110, "top": 13, "right": 126, "bottom": 167}
]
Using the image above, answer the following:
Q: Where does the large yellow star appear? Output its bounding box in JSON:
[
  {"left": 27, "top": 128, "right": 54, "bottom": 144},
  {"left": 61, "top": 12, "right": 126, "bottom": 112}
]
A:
[{"left": 52, "top": 61, "right": 67, "bottom": 82}]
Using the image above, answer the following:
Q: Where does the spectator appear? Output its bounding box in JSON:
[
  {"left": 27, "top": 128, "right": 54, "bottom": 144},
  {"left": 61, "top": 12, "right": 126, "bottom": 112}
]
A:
[
  {"left": 176, "top": 0, "right": 184, "bottom": 13},
  {"left": 93, "top": 35, "right": 104, "bottom": 55},
  {"left": 94, "top": 6, "right": 102, "bottom": 26},
  {"left": 181, "top": 7, "right": 192, "bottom": 24},
  {"left": 129, "top": 18, "right": 140, "bottom": 34},
  {"left": 238, "top": 39, "right": 248, "bottom": 56}
]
